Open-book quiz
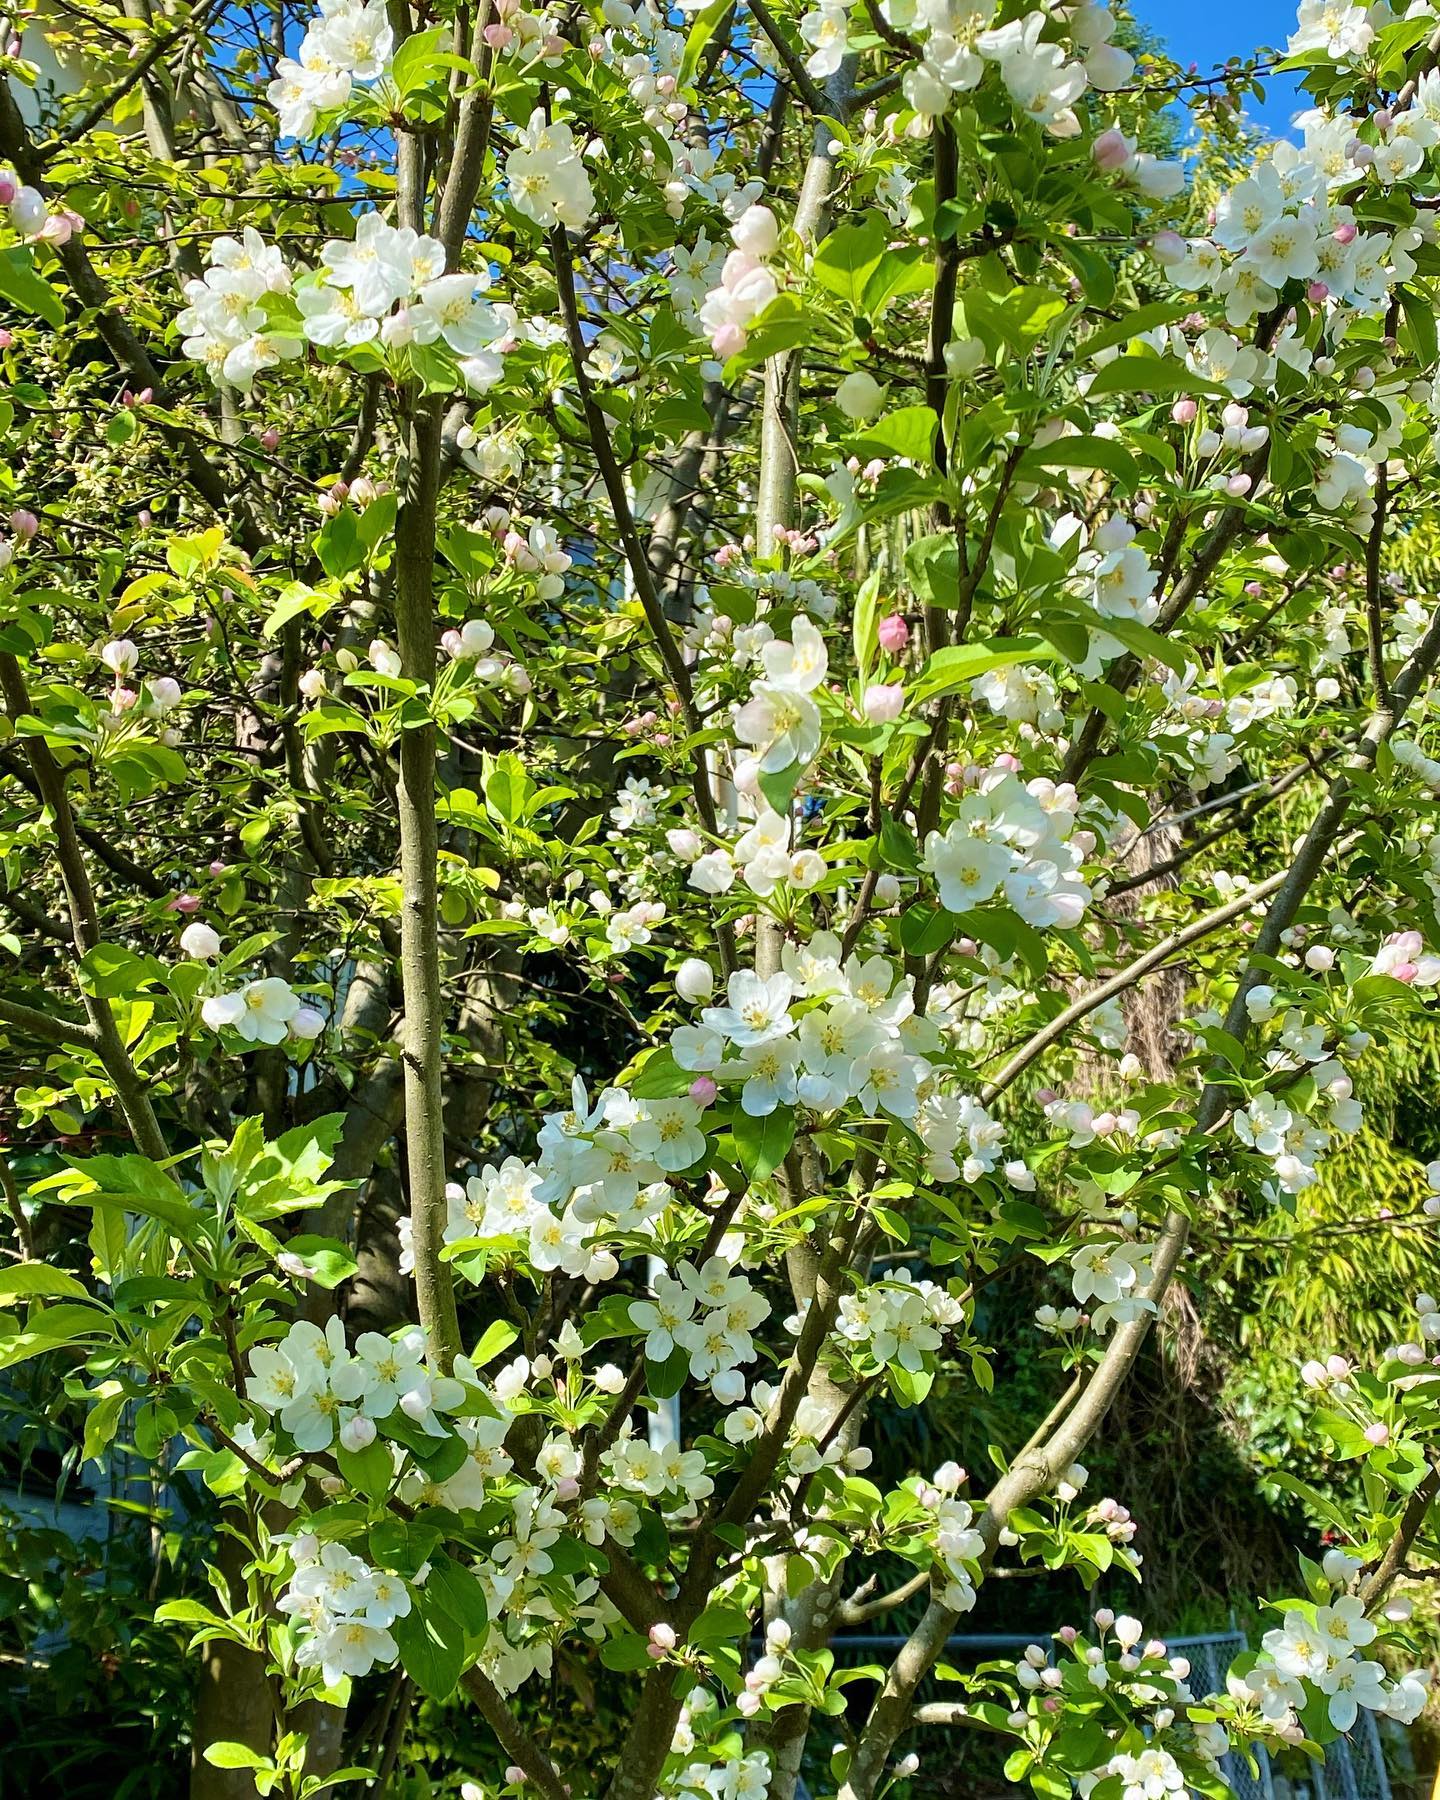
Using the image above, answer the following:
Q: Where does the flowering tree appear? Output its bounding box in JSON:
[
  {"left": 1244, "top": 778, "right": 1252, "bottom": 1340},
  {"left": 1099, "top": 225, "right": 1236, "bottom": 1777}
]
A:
[{"left": 3, "top": 0, "right": 1440, "bottom": 1794}]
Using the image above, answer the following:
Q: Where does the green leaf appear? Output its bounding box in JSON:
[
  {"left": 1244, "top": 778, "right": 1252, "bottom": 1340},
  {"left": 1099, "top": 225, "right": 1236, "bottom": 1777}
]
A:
[
  {"left": 467, "top": 1318, "right": 519, "bottom": 1369},
  {"left": 911, "top": 639, "right": 1052, "bottom": 704},
  {"left": 812, "top": 212, "right": 889, "bottom": 309},
  {"left": 283, "top": 1234, "right": 358, "bottom": 1288},
  {"left": 336, "top": 1437, "right": 394, "bottom": 1501},
  {"left": 426, "top": 1553, "right": 490, "bottom": 1635},
  {"left": 731, "top": 1106, "right": 796, "bottom": 1180},
  {"left": 0, "top": 1302, "right": 117, "bottom": 1370},
  {"left": 78, "top": 942, "right": 162, "bottom": 999},
  {"left": 316, "top": 510, "right": 366, "bottom": 580},
  {"left": 690, "top": 1601, "right": 752, "bottom": 1648},
  {"left": 1086, "top": 353, "right": 1215, "bottom": 400},
  {"left": 904, "top": 534, "right": 959, "bottom": 610},
  {"left": 899, "top": 904, "right": 953, "bottom": 957},
  {"left": 1083, "top": 302, "right": 1193, "bottom": 361},
  {"left": 83, "top": 1389, "right": 127, "bottom": 1463},
  {"left": 204, "top": 1744, "right": 271, "bottom": 1772},
  {"left": 64, "top": 1153, "right": 195, "bottom": 1232},
  {"left": 391, "top": 1596, "right": 466, "bottom": 1699},
  {"left": 1018, "top": 435, "right": 1141, "bottom": 492},
  {"left": 679, "top": 0, "right": 732, "bottom": 87},
  {"left": 0, "top": 1264, "right": 90, "bottom": 1303},
  {"left": 630, "top": 1047, "right": 694, "bottom": 1099},
  {"left": 0, "top": 246, "right": 64, "bottom": 327},
  {"left": 647, "top": 1344, "right": 690, "bottom": 1399},
  {"left": 264, "top": 581, "right": 336, "bottom": 639},
  {"left": 851, "top": 406, "right": 936, "bottom": 467},
  {"left": 390, "top": 25, "right": 468, "bottom": 95},
  {"left": 1087, "top": 612, "right": 1187, "bottom": 675},
  {"left": 852, "top": 569, "right": 881, "bottom": 682},
  {"left": 878, "top": 814, "right": 921, "bottom": 873}
]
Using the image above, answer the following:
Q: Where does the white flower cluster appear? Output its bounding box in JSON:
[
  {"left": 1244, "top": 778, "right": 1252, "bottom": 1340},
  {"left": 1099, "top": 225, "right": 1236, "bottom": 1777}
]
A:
[
  {"left": 1372, "top": 928, "right": 1440, "bottom": 986},
  {"left": 916, "top": 1460, "right": 984, "bottom": 1611},
  {"left": 0, "top": 166, "right": 82, "bottom": 246},
  {"left": 1080, "top": 516, "right": 1158, "bottom": 628},
  {"left": 629, "top": 1256, "right": 770, "bottom": 1398},
  {"left": 921, "top": 769, "right": 1092, "bottom": 929},
  {"left": 267, "top": 0, "right": 393, "bottom": 139},
  {"left": 1232, "top": 1059, "right": 1362, "bottom": 1197},
  {"left": 672, "top": 941, "right": 1019, "bottom": 1187},
  {"left": 505, "top": 109, "right": 595, "bottom": 232},
  {"left": 282, "top": 1535, "right": 410, "bottom": 1685},
  {"left": 397, "top": 1078, "right": 717, "bottom": 1299},
  {"left": 684, "top": 805, "right": 827, "bottom": 898},
  {"left": 671, "top": 1751, "right": 770, "bottom": 1800},
  {"left": 738, "top": 612, "right": 828, "bottom": 774},
  {"left": 836, "top": 1271, "right": 965, "bottom": 1373},
  {"left": 1068, "top": 1238, "right": 1156, "bottom": 1334},
  {"left": 719, "top": 1379, "right": 872, "bottom": 1478},
  {"left": 735, "top": 1618, "right": 798, "bottom": 1718},
  {"left": 438, "top": 615, "right": 532, "bottom": 697},
  {"left": 177, "top": 228, "right": 301, "bottom": 392},
  {"left": 201, "top": 974, "right": 326, "bottom": 1048},
  {"left": 246, "top": 1318, "right": 462, "bottom": 1451},
  {"left": 698, "top": 204, "right": 780, "bottom": 359},
  {"left": 972, "top": 663, "right": 1064, "bottom": 734},
  {"left": 892, "top": 2, "right": 1128, "bottom": 136},
  {"left": 1247, "top": 1580, "right": 1430, "bottom": 1730},
  {"left": 305, "top": 216, "right": 510, "bottom": 390},
  {"left": 179, "top": 215, "right": 514, "bottom": 395},
  {"left": 601, "top": 1427, "right": 716, "bottom": 1510},
  {"left": 1162, "top": 110, "right": 1425, "bottom": 330}
]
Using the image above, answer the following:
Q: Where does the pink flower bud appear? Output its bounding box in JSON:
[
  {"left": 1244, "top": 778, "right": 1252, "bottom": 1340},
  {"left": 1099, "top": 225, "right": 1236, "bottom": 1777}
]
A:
[
  {"left": 1307, "top": 281, "right": 1329, "bottom": 302},
  {"left": 0, "top": 173, "right": 15, "bottom": 206},
  {"left": 9, "top": 509, "right": 37, "bottom": 541},
  {"left": 1333, "top": 222, "right": 1357, "bottom": 245},
  {"left": 554, "top": 1475, "right": 580, "bottom": 1502},
  {"left": 862, "top": 682, "right": 905, "bottom": 723},
  {"left": 1171, "top": 398, "right": 1197, "bottom": 424},
  {"left": 647, "top": 1623, "right": 677, "bottom": 1657},
  {"left": 209, "top": 860, "right": 229, "bottom": 877},
  {"left": 1364, "top": 1422, "right": 1389, "bottom": 1446},
  {"left": 0, "top": 329, "right": 11, "bottom": 350},
  {"left": 167, "top": 892, "right": 202, "bottom": 913},
  {"left": 1058, "top": 1626, "right": 1078, "bottom": 1644},
  {"left": 1148, "top": 230, "right": 1186, "bottom": 266},
  {"left": 710, "top": 321, "right": 746, "bottom": 359},
  {"left": 1092, "top": 127, "right": 1134, "bottom": 173},
  {"left": 1226, "top": 473, "right": 1252, "bottom": 497},
  {"left": 506, "top": 1767, "right": 527, "bottom": 1786},
  {"left": 877, "top": 614, "right": 909, "bottom": 653},
  {"left": 339, "top": 1413, "right": 377, "bottom": 1452},
  {"left": 689, "top": 1076, "right": 718, "bottom": 1107}
]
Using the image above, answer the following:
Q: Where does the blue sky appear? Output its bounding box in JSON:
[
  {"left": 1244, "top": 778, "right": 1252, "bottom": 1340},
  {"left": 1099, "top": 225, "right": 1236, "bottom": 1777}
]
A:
[{"left": 1135, "top": 0, "right": 1308, "bottom": 136}]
